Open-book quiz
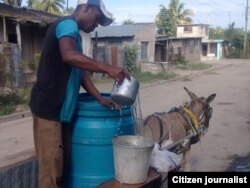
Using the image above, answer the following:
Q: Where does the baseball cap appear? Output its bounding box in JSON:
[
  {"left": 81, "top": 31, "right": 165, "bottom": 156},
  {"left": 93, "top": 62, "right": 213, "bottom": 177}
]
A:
[{"left": 77, "top": 0, "right": 114, "bottom": 26}]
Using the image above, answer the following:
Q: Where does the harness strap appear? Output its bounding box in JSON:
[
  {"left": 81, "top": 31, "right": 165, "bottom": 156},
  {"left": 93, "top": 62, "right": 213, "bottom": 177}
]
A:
[
  {"left": 144, "top": 112, "right": 163, "bottom": 138},
  {"left": 168, "top": 107, "right": 179, "bottom": 113},
  {"left": 182, "top": 107, "right": 200, "bottom": 131},
  {"left": 144, "top": 113, "right": 164, "bottom": 145},
  {"left": 152, "top": 113, "right": 164, "bottom": 143},
  {"left": 182, "top": 107, "right": 201, "bottom": 144}
]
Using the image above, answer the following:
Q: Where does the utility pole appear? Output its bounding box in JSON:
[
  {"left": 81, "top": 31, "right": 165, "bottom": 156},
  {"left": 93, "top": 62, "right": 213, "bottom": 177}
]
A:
[{"left": 243, "top": 0, "right": 249, "bottom": 56}]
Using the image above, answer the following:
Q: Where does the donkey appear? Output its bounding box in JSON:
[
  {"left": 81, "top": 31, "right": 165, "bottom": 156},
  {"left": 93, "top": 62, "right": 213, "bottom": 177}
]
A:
[{"left": 143, "top": 87, "right": 216, "bottom": 171}]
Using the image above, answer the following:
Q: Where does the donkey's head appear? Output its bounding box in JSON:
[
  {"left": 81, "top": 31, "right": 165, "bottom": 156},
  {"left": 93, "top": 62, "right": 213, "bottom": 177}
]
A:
[{"left": 184, "top": 87, "right": 216, "bottom": 133}]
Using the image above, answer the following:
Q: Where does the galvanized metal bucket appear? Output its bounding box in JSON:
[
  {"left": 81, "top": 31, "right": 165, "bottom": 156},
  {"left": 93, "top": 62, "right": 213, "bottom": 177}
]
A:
[
  {"left": 112, "top": 135, "right": 154, "bottom": 184},
  {"left": 110, "top": 76, "right": 139, "bottom": 106}
]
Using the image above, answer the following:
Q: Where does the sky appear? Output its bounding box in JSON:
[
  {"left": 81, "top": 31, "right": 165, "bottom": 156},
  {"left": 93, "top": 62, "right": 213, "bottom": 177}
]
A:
[{"left": 67, "top": 0, "right": 247, "bottom": 29}]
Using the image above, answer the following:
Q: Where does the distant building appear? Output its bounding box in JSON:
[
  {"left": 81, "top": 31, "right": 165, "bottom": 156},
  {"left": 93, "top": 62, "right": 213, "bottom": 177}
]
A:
[
  {"left": 0, "top": 3, "right": 59, "bottom": 87},
  {"left": 155, "top": 35, "right": 202, "bottom": 65},
  {"left": 177, "top": 24, "right": 209, "bottom": 40},
  {"left": 177, "top": 24, "right": 227, "bottom": 61},
  {"left": 90, "top": 23, "right": 156, "bottom": 67},
  {"left": 201, "top": 39, "right": 228, "bottom": 61}
]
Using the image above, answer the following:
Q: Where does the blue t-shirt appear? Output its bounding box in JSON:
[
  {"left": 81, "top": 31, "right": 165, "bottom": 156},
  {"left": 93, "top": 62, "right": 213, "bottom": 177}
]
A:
[
  {"left": 56, "top": 19, "right": 84, "bottom": 123},
  {"left": 56, "top": 19, "right": 82, "bottom": 50},
  {"left": 29, "top": 17, "right": 85, "bottom": 122}
]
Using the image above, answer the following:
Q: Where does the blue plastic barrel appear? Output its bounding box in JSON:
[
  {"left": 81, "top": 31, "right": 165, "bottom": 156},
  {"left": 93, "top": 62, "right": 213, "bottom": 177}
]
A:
[{"left": 67, "top": 93, "right": 135, "bottom": 188}]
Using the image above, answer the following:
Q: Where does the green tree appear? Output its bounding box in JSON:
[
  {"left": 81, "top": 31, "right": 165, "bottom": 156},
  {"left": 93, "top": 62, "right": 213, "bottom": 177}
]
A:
[
  {"left": 224, "top": 23, "right": 242, "bottom": 44},
  {"left": 156, "top": 5, "right": 175, "bottom": 36},
  {"left": 63, "top": 6, "right": 75, "bottom": 15},
  {"left": 209, "top": 26, "right": 224, "bottom": 39},
  {"left": 224, "top": 22, "right": 245, "bottom": 58},
  {"left": 124, "top": 44, "right": 139, "bottom": 74},
  {"left": 42, "top": 0, "right": 65, "bottom": 15},
  {"left": 169, "top": 0, "right": 193, "bottom": 24},
  {"left": 156, "top": 0, "right": 193, "bottom": 36},
  {"left": 122, "top": 19, "right": 135, "bottom": 25},
  {"left": 26, "top": 0, "right": 41, "bottom": 8},
  {"left": 26, "top": 0, "right": 65, "bottom": 15},
  {"left": 26, "top": 0, "right": 37, "bottom": 7},
  {"left": 2, "top": 0, "right": 22, "bottom": 6}
]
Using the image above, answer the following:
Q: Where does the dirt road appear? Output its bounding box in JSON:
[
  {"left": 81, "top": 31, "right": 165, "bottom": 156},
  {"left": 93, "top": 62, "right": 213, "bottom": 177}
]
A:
[
  {"left": 139, "top": 59, "right": 250, "bottom": 171},
  {"left": 0, "top": 59, "right": 249, "bottom": 171}
]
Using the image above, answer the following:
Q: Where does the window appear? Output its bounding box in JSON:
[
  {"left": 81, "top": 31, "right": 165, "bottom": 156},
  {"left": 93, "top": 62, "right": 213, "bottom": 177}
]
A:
[
  {"left": 141, "top": 42, "right": 149, "bottom": 61},
  {"left": 184, "top": 26, "right": 192, "bottom": 33},
  {"left": 8, "top": 34, "right": 17, "bottom": 43}
]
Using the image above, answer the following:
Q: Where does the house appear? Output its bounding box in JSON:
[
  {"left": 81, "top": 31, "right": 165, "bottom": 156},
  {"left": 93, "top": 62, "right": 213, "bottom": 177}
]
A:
[
  {"left": 0, "top": 3, "right": 59, "bottom": 88},
  {"left": 201, "top": 39, "right": 228, "bottom": 61},
  {"left": 89, "top": 22, "right": 228, "bottom": 76},
  {"left": 156, "top": 24, "right": 227, "bottom": 64},
  {"left": 90, "top": 23, "right": 208, "bottom": 74},
  {"left": 177, "top": 24, "right": 209, "bottom": 40},
  {"left": 155, "top": 36, "right": 202, "bottom": 64},
  {"left": 154, "top": 24, "right": 209, "bottom": 64},
  {"left": 90, "top": 23, "right": 156, "bottom": 68},
  {"left": 177, "top": 24, "right": 227, "bottom": 61}
]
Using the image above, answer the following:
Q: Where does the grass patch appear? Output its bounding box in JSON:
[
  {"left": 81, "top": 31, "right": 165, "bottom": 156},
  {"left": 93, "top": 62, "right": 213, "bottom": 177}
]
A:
[
  {"left": 93, "top": 71, "right": 177, "bottom": 84},
  {"left": 132, "top": 70, "right": 177, "bottom": 83},
  {"left": 177, "top": 63, "right": 212, "bottom": 70},
  {"left": 0, "top": 106, "right": 14, "bottom": 116},
  {"left": 0, "top": 92, "right": 23, "bottom": 115},
  {"left": 0, "top": 88, "right": 31, "bottom": 116}
]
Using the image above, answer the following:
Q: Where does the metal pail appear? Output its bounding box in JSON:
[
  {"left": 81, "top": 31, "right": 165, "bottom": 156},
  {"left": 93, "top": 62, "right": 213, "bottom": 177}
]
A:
[
  {"left": 110, "top": 76, "right": 139, "bottom": 106},
  {"left": 112, "top": 135, "right": 154, "bottom": 184}
]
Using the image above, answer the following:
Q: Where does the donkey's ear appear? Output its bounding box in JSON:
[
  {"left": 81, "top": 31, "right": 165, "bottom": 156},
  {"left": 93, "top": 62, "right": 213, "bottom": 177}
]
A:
[
  {"left": 184, "top": 87, "right": 198, "bottom": 100},
  {"left": 206, "top": 94, "right": 216, "bottom": 104}
]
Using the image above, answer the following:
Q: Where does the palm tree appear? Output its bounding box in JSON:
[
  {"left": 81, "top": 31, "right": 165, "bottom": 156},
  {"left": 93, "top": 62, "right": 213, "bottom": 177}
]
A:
[
  {"left": 42, "top": 0, "right": 65, "bottom": 15},
  {"left": 168, "top": 0, "right": 193, "bottom": 25},
  {"left": 2, "top": 0, "right": 22, "bottom": 6},
  {"left": 156, "top": 0, "right": 193, "bottom": 36},
  {"left": 27, "top": 0, "right": 65, "bottom": 15},
  {"left": 26, "top": 0, "right": 35, "bottom": 7}
]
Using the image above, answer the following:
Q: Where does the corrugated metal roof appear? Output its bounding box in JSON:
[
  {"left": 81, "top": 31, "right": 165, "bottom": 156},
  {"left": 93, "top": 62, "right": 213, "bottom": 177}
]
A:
[
  {"left": 178, "top": 24, "right": 210, "bottom": 27},
  {"left": 90, "top": 23, "right": 152, "bottom": 38},
  {"left": 202, "top": 39, "right": 224, "bottom": 43},
  {"left": 156, "top": 36, "right": 202, "bottom": 41},
  {"left": 0, "top": 3, "right": 59, "bottom": 25}
]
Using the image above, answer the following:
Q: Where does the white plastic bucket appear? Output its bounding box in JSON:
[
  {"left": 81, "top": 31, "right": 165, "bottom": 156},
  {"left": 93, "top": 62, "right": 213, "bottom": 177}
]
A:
[{"left": 112, "top": 135, "right": 154, "bottom": 184}]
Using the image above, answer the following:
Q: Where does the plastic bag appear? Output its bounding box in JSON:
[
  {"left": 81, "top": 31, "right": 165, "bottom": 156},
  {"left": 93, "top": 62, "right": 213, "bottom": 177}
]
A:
[{"left": 149, "top": 143, "right": 182, "bottom": 173}]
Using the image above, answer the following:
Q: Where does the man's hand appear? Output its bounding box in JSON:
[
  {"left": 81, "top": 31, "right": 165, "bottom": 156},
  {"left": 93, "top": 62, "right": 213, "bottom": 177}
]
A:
[
  {"left": 98, "top": 97, "right": 121, "bottom": 110},
  {"left": 107, "top": 66, "right": 131, "bottom": 84}
]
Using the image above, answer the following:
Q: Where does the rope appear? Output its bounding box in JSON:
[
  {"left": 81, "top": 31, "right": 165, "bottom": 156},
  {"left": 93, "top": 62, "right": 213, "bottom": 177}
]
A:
[
  {"left": 182, "top": 107, "right": 200, "bottom": 130},
  {"left": 182, "top": 107, "right": 201, "bottom": 144}
]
